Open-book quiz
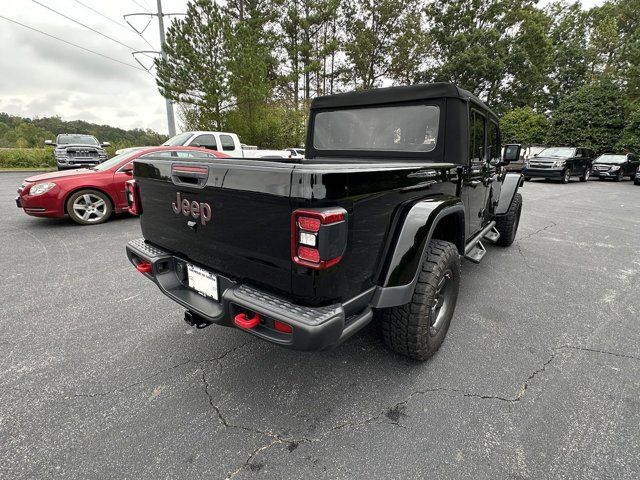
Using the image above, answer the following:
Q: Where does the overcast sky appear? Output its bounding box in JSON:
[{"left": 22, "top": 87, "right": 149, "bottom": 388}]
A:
[{"left": 1, "top": 0, "right": 605, "bottom": 135}]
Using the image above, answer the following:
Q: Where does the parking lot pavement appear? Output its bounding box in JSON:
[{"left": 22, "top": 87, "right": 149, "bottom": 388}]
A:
[{"left": 1, "top": 171, "right": 639, "bottom": 479}]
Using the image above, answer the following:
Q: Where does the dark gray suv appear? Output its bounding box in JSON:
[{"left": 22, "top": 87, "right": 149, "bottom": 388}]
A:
[
  {"left": 522, "top": 146, "right": 594, "bottom": 183},
  {"left": 591, "top": 153, "right": 639, "bottom": 182}
]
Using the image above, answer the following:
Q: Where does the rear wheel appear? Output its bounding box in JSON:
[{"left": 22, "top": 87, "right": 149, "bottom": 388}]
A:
[
  {"left": 380, "top": 239, "right": 460, "bottom": 361},
  {"left": 66, "top": 189, "right": 112, "bottom": 225},
  {"left": 579, "top": 167, "right": 590, "bottom": 182}
]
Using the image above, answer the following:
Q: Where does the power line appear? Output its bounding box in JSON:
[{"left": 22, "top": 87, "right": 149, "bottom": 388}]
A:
[
  {"left": 71, "top": 0, "right": 156, "bottom": 50},
  {"left": 0, "top": 14, "right": 149, "bottom": 73},
  {"left": 132, "top": 0, "right": 152, "bottom": 13},
  {"left": 31, "top": 0, "right": 153, "bottom": 57}
]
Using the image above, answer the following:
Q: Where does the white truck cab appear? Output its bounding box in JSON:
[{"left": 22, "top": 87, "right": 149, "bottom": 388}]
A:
[{"left": 162, "top": 131, "right": 291, "bottom": 159}]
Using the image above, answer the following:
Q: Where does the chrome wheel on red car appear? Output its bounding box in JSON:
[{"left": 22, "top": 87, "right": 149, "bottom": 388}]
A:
[{"left": 66, "top": 190, "right": 112, "bottom": 225}]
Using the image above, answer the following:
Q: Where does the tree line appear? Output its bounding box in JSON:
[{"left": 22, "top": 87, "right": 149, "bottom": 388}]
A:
[
  {"left": 157, "top": 0, "right": 639, "bottom": 153},
  {"left": 0, "top": 113, "right": 166, "bottom": 150}
]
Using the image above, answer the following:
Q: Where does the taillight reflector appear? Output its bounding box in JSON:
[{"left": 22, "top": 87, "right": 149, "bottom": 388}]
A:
[
  {"left": 125, "top": 179, "right": 142, "bottom": 216},
  {"left": 273, "top": 320, "right": 293, "bottom": 334}
]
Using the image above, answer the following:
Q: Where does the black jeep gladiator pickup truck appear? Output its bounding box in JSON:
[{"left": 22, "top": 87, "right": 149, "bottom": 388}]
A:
[{"left": 126, "top": 83, "right": 523, "bottom": 360}]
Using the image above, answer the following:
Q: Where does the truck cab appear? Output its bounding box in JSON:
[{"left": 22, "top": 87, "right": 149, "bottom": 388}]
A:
[
  {"left": 162, "top": 131, "right": 291, "bottom": 159},
  {"left": 126, "top": 83, "right": 523, "bottom": 361}
]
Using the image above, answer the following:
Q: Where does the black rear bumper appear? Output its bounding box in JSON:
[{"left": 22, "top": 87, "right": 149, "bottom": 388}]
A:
[{"left": 126, "top": 238, "right": 373, "bottom": 351}]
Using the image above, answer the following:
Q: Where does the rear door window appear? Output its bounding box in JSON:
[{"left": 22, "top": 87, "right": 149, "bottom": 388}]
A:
[
  {"left": 220, "top": 135, "right": 236, "bottom": 151},
  {"left": 470, "top": 111, "right": 486, "bottom": 162},
  {"left": 191, "top": 134, "right": 217, "bottom": 150}
]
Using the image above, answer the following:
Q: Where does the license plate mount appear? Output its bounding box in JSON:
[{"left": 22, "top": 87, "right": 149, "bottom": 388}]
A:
[{"left": 187, "top": 263, "right": 219, "bottom": 301}]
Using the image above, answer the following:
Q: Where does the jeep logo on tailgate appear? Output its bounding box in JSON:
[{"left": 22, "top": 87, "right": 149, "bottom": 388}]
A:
[{"left": 172, "top": 192, "right": 212, "bottom": 225}]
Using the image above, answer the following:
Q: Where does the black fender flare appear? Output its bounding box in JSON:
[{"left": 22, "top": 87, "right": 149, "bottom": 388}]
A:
[
  {"left": 372, "top": 197, "right": 464, "bottom": 309},
  {"left": 495, "top": 173, "right": 524, "bottom": 216}
]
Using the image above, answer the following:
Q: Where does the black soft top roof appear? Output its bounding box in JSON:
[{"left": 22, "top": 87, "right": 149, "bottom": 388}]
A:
[{"left": 311, "top": 82, "right": 496, "bottom": 119}]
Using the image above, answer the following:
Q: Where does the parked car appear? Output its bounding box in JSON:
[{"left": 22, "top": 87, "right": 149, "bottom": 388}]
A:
[
  {"left": 115, "top": 146, "right": 149, "bottom": 155},
  {"left": 126, "top": 82, "right": 524, "bottom": 361},
  {"left": 502, "top": 145, "right": 545, "bottom": 172},
  {"left": 635, "top": 164, "right": 640, "bottom": 185},
  {"left": 591, "top": 153, "right": 639, "bottom": 181},
  {"left": 44, "top": 134, "right": 109, "bottom": 170},
  {"left": 162, "top": 131, "right": 292, "bottom": 159},
  {"left": 16, "top": 146, "right": 229, "bottom": 225},
  {"left": 522, "top": 146, "right": 594, "bottom": 183},
  {"left": 286, "top": 148, "right": 305, "bottom": 159}
]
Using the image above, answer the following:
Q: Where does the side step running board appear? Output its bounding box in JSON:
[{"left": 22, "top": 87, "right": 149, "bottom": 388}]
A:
[
  {"left": 464, "top": 221, "right": 496, "bottom": 264},
  {"left": 483, "top": 226, "right": 500, "bottom": 243}
]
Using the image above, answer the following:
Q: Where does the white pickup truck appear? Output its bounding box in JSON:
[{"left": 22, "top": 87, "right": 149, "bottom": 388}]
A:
[{"left": 162, "top": 131, "right": 292, "bottom": 159}]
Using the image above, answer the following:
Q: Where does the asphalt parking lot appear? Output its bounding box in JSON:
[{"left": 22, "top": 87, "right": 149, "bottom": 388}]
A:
[{"left": 2, "top": 171, "right": 639, "bottom": 479}]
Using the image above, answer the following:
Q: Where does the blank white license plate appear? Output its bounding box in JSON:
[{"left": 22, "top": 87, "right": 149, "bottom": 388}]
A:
[{"left": 187, "top": 264, "right": 218, "bottom": 301}]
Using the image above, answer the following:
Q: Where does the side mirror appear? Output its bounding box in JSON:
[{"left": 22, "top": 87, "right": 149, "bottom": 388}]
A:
[
  {"left": 121, "top": 165, "right": 133, "bottom": 174},
  {"left": 533, "top": 153, "right": 539, "bottom": 157},
  {"left": 101, "top": 142, "right": 111, "bottom": 148},
  {"left": 502, "top": 144, "right": 522, "bottom": 165},
  {"left": 44, "top": 140, "right": 54, "bottom": 146}
]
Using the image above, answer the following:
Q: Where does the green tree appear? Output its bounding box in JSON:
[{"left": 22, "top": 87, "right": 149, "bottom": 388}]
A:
[
  {"left": 341, "top": 0, "right": 421, "bottom": 90},
  {"left": 500, "top": 107, "right": 549, "bottom": 145},
  {"left": 616, "top": 101, "right": 640, "bottom": 153},
  {"left": 156, "top": 0, "right": 230, "bottom": 129},
  {"left": 547, "top": 80, "right": 628, "bottom": 153}
]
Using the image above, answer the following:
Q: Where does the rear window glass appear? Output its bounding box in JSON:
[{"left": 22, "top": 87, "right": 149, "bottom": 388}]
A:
[{"left": 313, "top": 105, "right": 439, "bottom": 152}]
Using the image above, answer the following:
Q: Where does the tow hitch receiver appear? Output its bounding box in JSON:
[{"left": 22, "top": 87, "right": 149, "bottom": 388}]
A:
[
  {"left": 184, "top": 310, "right": 213, "bottom": 329},
  {"left": 234, "top": 312, "right": 261, "bottom": 329}
]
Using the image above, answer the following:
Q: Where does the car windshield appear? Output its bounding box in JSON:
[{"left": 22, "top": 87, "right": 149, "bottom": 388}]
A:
[
  {"left": 163, "top": 132, "right": 193, "bottom": 146},
  {"left": 58, "top": 135, "right": 99, "bottom": 146},
  {"left": 90, "top": 152, "right": 137, "bottom": 171},
  {"left": 536, "top": 147, "right": 575, "bottom": 158},
  {"left": 594, "top": 154, "right": 627, "bottom": 164},
  {"left": 313, "top": 105, "right": 440, "bottom": 152}
]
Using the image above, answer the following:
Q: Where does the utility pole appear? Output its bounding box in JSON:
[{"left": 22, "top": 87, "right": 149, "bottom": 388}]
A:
[{"left": 156, "top": 0, "right": 176, "bottom": 136}]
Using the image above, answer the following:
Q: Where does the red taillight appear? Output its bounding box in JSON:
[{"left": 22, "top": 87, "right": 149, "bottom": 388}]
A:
[
  {"left": 298, "top": 246, "right": 320, "bottom": 263},
  {"left": 125, "top": 179, "right": 141, "bottom": 215},
  {"left": 298, "top": 216, "right": 321, "bottom": 232},
  {"left": 136, "top": 261, "right": 152, "bottom": 274},
  {"left": 273, "top": 320, "right": 293, "bottom": 334},
  {"left": 291, "top": 208, "right": 348, "bottom": 269}
]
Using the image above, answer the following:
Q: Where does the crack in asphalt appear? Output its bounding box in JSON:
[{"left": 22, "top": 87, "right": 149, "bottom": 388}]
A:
[
  {"left": 515, "top": 242, "right": 535, "bottom": 270},
  {"left": 518, "top": 220, "right": 557, "bottom": 241},
  {"left": 217, "top": 342, "right": 640, "bottom": 476},
  {"left": 73, "top": 338, "right": 259, "bottom": 398}
]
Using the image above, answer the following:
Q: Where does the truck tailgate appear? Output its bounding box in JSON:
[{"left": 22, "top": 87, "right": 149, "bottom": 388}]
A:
[{"left": 134, "top": 158, "right": 295, "bottom": 295}]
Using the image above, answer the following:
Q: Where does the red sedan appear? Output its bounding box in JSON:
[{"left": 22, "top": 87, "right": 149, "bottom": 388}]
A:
[{"left": 15, "top": 146, "right": 229, "bottom": 225}]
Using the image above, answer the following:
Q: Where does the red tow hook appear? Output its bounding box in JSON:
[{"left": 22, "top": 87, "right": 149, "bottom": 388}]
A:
[
  {"left": 234, "top": 312, "right": 261, "bottom": 329},
  {"left": 136, "top": 261, "right": 152, "bottom": 274}
]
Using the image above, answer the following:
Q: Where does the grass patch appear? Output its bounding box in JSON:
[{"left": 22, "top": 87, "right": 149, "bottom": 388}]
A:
[{"left": 0, "top": 148, "right": 56, "bottom": 169}]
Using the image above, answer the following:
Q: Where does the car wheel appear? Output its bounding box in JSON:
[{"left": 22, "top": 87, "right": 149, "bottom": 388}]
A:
[
  {"left": 66, "top": 190, "right": 112, "bottom": 225},
  {"left": 615, "top": 171, "right": 623, "bottom": 182},
  {"left": 579, "top": 168, "right": 590, "bottom": 182},
  {"left": 562, "top": 169, "right": 570, "bottom": 184},
  {"left": 380, "top": 239, "right": 460, "bottom": 361},
  {"left": 495, "top": 193, "right": 522, "bottom": 247}
]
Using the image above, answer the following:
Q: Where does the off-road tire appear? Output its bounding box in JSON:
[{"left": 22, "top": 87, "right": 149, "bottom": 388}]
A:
[
  {"left": 579, "top": 167, "right": 590, "bottom": 182},
  {"left": 66, "top": 189, "right": 112, "bottom": 225},
  {"left": 495, "top": 193, "right": 522, "bottom": 247},
  {"left": 380, "top": 239, "right": 460, "bottom": 361}
]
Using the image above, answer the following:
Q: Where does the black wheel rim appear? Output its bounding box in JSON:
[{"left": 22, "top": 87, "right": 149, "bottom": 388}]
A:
[{"left": 430, "top": 269, "right": 454, "bottom": 336}]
